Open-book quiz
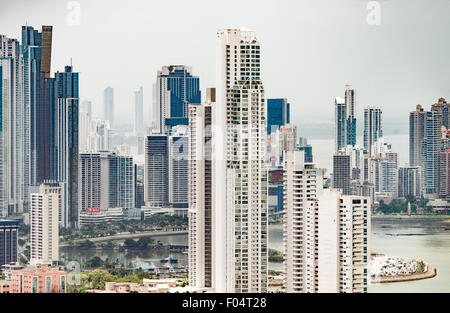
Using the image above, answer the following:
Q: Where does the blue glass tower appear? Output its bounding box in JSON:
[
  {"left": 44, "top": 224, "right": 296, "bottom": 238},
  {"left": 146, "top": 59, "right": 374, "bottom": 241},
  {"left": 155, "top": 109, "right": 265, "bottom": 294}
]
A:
[
  {"left": 55, "top": 65, "right": 79, "bottom": 228},
  {"left": 267, "top": 98, "right": 290, "bottom": 134},
  {"left": 157, "top": 65, "right": 201, "bottom": 133}
]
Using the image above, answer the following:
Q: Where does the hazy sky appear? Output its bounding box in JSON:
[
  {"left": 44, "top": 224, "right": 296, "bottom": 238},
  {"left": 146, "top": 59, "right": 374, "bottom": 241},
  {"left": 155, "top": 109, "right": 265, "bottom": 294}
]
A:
[{"left": 1, "top": 0, "right": 449, "bottom": 136}]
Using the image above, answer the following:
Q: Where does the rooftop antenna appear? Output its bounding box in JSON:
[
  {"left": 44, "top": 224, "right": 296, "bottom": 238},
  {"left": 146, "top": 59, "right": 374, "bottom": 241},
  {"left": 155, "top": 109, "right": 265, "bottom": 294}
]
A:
[{"left": 70, "top": 57, "right": 72, "bottom": 67}]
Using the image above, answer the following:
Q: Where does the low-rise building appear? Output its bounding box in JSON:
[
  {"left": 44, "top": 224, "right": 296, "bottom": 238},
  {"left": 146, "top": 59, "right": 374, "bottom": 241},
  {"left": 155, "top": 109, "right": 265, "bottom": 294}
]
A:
[{"left": 10, "top": 265, "right": 67, "bottom": 293}]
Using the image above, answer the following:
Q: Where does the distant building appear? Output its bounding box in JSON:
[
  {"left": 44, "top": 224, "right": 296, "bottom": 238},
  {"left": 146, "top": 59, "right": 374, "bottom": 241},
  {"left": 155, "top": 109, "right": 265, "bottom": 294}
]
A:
[
  {"left": 134, "top": 87, "right": 144, "bottom": 134},
  {"left": 156, "top": 65, "right": 201, "bottom": 133},
  {"left": 335, "top": 85, "right": 356, "bottom": 153},
  {"left": 409, "top": 104, "right": 426, "bottom": 167},
  {"left": 267, "top": 98, "right": 290, "bottom": 134},
  {"left": 398, "top": 166, "right": 422, "bottom": 198},
  {"left": 169, "top": 126, "right": 188, "bottom": 208},
  {"left": 104, "top": 86, "right": 114, "bottom": 127},
  {"left": 333, "top": 152, "right": 351, "bottom": 195},
  {"left": 10, "top": 265, "right": 66, "bottom": 293},
  {"left": 145, "top": 134, "right": 169, "bottom": 207},
  {"left": 440, "top": 148, "right": 450, "bottom": 200},
  {"left": 364, "top": 107, "right": 382, "bottom": 156},
  {"left": 0, "top": 220, "right": 19, "bottom": 266},
  {"left": 78, "top": 151, "right": 135, "bottom": 217}
]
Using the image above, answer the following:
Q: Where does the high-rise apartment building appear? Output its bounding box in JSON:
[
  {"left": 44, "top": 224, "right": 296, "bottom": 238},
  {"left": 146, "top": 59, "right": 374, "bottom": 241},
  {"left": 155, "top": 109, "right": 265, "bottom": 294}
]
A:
[
  {"left": 398, "top": 166, "right": 422, "bottom": 198},
  {"left": 188, "top": 88, "right": 214, "bottom": 289},
  {"left": 213, "top": 28, "right": 268, "bottom": 292},
  {"left": 364, "top": 107, "right": 382, "bottom": 156},
  {"left": 135, "top": 87, "right": 144, "bottom": 134},
  {"left": 267, "top": 98, "right": 289, "bottom": 134},
  {"left": 78, "top": 151, "right": 135, "bottom": 215},
  {"left": 333, "top": 152, "right": 351, "bottom": 195},
  {"left": 283, "top": 150, "right": 323, "bottom": 293},
  {"left": 30, "top": 183, "right": 61, "bottom": 265},
  {"left": 317, "top": 189, "right": 370, "bottom": 293},
  {"left": 0, "top": 220, "right": 19, "bottom": 266},
  {"left": 156, "top": 65, "right": 201, "bottom": 134},
  {"left": 103, "top": 86, "right": 114, "bottom": 127},
  {"left": 144, "top": 134, "right": 169, "bottom": 207}
]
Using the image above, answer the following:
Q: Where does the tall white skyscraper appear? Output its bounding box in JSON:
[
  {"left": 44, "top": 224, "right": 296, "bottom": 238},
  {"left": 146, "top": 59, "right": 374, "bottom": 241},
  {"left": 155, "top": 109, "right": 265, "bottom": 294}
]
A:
[
  {"left": 134, "top": 87, "right": 144, "bottom": 134},
  {"left": 213, "top": 28, "right": 268, "bottom": 293},
  {"left": 103, "top": 86, "right": 114, "bottom": 128},
  {"left": 188, "top": 88, "right": 214, "bottom": 289},
  {"left": 30, "top": 183, "right": 61, "bottom": 265},
  {"left": 283, "top": 150, "right": 323, "bottom": 293}
]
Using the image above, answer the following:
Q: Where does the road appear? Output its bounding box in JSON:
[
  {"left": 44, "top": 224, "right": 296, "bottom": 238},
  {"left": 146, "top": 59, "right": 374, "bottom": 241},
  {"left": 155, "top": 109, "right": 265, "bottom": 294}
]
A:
[{"left": 60, "top": 230, "right": 188, "bottom": 247}]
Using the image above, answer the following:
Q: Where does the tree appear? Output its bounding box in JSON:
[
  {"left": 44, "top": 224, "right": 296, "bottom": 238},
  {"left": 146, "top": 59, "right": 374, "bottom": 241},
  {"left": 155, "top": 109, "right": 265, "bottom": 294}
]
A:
[{"left": 124, "top": 238, "right": 137, "bottom": 248}]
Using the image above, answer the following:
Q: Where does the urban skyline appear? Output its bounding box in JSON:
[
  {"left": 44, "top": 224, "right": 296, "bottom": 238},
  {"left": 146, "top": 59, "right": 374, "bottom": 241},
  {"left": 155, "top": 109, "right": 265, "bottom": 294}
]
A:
[{"left": 0, "top": 1, "right": 449, "bottom": 297}]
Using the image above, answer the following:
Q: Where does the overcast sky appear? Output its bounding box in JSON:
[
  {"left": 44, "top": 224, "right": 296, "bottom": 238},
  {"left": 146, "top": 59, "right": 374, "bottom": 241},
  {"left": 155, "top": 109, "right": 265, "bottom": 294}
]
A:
[{"left": 1, "top": 0, "right": 449, "bottom": 136}]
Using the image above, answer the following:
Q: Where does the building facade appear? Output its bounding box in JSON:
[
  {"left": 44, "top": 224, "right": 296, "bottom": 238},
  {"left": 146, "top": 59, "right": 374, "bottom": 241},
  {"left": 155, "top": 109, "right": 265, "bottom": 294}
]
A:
[
  {"left": 283, "top": 150, "right": 323, "bottom": 293},
  {"left": 188, "top": 88, "right": 214, "bottom": 289},
  {"left": 156, "top": 65, "right": 201, "bottom": 133},
  {"left": 0, "top": 220, "right": 18, "bottom": 266},
  {"left": 30, "top": 184, "right": 61, "bottom": 265},
  {"left": 213, "top": 28, "right": 268, "bottom": 292}
]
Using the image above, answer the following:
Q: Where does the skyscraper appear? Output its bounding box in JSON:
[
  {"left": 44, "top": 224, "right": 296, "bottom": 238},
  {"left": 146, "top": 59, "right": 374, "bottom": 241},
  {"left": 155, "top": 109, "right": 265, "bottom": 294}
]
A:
[
  {"left": 283, "top": 150, "right": 323, "bottom": 293},
  {"left": 213, "top": 28, "right": 267, "bottom": 293},
  {"left": 345, "top": 85, "right": 357, "bottom": 148},
  {"left": 55, "top": 65, "right": 79, "bottom": 228},
  {"left": 410, "top": 104, "right": 426, "bottom": 167},
  {"left": 423, "top": 109, "right": 442, "bottom": 196},
  {"left": 335, "top": 85, "right": 356, "bottom": 153},
  {"left": 144, "top": 134, "right": 169, "bottom": 207},
  {"left": 188, "top": 88, "right": 214, "bottom": 289},
  {"left": 333, "top": 152, "right": 351, "bottom": 195},
  {"left": 22, "top": 26, "right": 54, "bottom": 190},
  {"left": 30, "top": 183, "right": 61, "bottom": 265},
  {"left": 334, "top": 97, "right": 346, "bottom": 153},
  {"left": 398, "top": 166, "right": 422, "bottom": 199},
  {"left": 0, "top": 35, "right": 24, "bottom": 215},
  {"left": 103, "top": 86, "right": 114, "bottom": 128},
  {"left": 364, "top": 107, "right": 382, "bottom": 156},
  {"left": 168, "top": 126, "right": 188, "bottom": 208},
  {"left": 134, "top": 87, "right": 144, "bottom": 134},
  {"left": 156, "top": 65, "right": 201, "bottom": 134},
  {"left": 79, "top": 151, "right": 135, "bottom": 214},
  {"left": 267, "top": 98, "right": 289, "bottom": 134}
]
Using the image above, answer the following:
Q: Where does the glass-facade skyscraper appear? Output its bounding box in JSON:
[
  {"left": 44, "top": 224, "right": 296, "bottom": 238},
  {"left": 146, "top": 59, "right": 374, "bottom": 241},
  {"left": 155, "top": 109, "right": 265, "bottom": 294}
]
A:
[
  {"left": 55, "top": 65, "right": 79, "bottom": 228},
  {"left": 156, "top": 65, "right": 201, "bottom": 133},
  {"left": 267, "top": 98, "right": 290, "bottom": 134}
]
